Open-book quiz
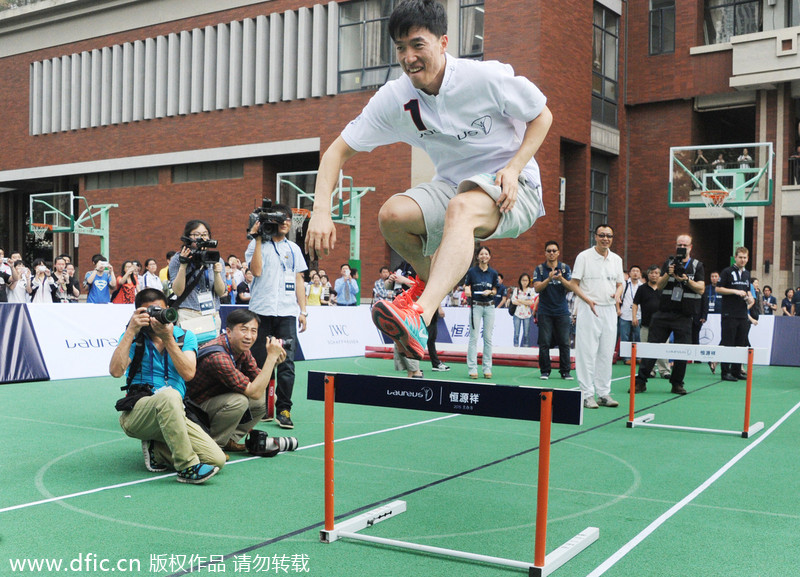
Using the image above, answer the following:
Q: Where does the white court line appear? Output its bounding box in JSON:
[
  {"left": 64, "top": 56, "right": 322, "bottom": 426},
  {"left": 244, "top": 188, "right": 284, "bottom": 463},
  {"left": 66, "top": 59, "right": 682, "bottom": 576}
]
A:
[
  {"left": 585, "top": 399, "right": 800, "bottom": 577},
  {"left": 0, "top": 413, "right": 460, "bottom": 515}
]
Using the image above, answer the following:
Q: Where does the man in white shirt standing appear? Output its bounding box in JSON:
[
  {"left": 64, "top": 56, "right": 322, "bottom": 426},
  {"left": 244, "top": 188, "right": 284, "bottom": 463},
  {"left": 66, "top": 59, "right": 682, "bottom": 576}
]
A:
[
  {"left": 245, "top": 204, "right": 308, "bottom": 430},
  {"left": 617, "top": 265, "right": 643, "bottom": 364},
  {"left": 305, "top": 0, "right": 552, "bottom": 360},
  {"left": 572, "top": 224, "right": 624, "bottom": 409}
]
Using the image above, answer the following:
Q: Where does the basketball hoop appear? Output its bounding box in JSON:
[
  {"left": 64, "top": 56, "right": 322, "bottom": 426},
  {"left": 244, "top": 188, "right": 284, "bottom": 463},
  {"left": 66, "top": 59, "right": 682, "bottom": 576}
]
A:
[
  {"left": 30, "top": 222, "right": 53, "bottom": 240},
  {"left": 700, "top": 190, "right": 729, "bottom": 209},
  {"left": 291, "top": 208, "right": 311, "bottom": 230}
]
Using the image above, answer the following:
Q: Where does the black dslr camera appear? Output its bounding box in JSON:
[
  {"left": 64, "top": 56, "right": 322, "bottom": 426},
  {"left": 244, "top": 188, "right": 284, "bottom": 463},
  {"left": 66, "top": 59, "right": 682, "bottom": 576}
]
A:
[
  {"left": 667, "top": 246, "right": 687, "bottom": 277},
  {"left": 248, "top": 198, "right": 287, "bottom": 240},
  {"left": 146, "top": 305, "right": 179, "bottom": 324},
  {"left": 179, "top": 236, "right": 220, "bottom": 267}
]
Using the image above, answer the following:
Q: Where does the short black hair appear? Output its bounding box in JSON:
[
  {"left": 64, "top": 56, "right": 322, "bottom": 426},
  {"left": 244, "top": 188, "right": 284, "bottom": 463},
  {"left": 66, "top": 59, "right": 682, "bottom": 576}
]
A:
[
  {"left": 629, "top": 265, "right": 641, "bottom": 273},
  {"left": 183, "top": 219, "right": 212, "bottom": 239},
  {"left": 225, "top": 308, "right": 260, "bottom": 329},
  {"left": 135, "top": 288, "right": 167, "bottom": 308},
  {"left": 91, "top": 253, "right": 106, "bottom": 264},
  {"left": 166, "top": 250, "right": 176, "bottom": 259},
  {"left": 379, "top": 266, "right": 389, "bottom": 273},
  {"left": 544, "top": 240, "right": 560, "bottom": 250},
  {"left": 389, "top": 0, "right": 447, "bottom": 41},
  {"left": 594, "top": 223, "right": 613, "bottom": 234}
]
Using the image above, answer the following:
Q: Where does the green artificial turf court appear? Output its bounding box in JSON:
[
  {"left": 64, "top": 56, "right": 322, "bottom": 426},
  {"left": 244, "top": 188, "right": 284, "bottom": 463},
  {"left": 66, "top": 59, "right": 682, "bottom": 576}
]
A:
[{"left": 1, "top": 357, "right": 799, "bottom": 577}]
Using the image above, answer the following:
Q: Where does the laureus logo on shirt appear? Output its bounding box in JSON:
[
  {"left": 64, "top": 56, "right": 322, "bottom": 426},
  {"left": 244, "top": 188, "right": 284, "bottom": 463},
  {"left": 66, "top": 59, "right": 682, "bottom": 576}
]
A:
[{"left": 471, "top": 115, "right": 492, "bottom": 134}]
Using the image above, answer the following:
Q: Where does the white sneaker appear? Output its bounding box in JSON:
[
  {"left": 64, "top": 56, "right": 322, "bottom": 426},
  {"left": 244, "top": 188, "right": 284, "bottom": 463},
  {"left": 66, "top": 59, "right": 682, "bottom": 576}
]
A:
[
  {"left": 432, "top": 362, "right": 450, "bottom": 372},
  {"left": 540, "top": 373, "right": 550, "bottom": 380},
  {"left": 597, "top": 395, "right": 619, "bottom": 408},
  {"left": 583, "top": 397, "right": 599, "bottom": 409}
]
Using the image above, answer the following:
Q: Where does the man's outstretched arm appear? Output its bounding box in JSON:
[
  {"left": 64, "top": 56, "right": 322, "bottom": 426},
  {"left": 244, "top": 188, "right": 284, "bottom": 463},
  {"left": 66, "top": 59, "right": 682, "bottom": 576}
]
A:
[{"left": 306, "top": 136, "right": 359, "bottom": 259}]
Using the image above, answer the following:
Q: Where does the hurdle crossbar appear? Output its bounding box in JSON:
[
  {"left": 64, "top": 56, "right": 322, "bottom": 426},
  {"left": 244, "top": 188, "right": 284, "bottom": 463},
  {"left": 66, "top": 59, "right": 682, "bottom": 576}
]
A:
[
  {"left": 621, "top": 343, "right": 766, "bottom": 438},
  {"left": 308, "top": 372, "right": 598, "bottom": 577}
]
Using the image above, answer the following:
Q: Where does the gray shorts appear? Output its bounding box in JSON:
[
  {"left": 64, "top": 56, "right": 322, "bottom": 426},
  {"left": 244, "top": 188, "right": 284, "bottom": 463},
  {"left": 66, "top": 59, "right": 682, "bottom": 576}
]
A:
[{"left": 398, "top": 173, "right": 544, "bottom": 257}]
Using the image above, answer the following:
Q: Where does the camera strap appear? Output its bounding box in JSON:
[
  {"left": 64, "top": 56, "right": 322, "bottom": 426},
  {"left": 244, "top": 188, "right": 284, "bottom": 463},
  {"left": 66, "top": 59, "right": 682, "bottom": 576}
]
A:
[
  {"left": 125, "top": 330, "right": 186, "bottom": 387},
  {"left": 169, "top": 266, "right": 205, "bottom": 309}
]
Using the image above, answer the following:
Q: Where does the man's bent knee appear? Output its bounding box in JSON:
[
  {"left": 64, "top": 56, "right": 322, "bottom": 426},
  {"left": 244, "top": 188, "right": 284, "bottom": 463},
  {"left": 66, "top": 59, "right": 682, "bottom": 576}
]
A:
[{"left": 379, "top": 196, "right": 425, "bottom": 234}]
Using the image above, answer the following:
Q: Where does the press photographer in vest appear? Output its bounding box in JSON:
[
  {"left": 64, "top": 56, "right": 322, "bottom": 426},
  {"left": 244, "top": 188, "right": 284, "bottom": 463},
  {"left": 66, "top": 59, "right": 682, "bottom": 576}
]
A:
[
  {"left": 109, "top": 288, "right": 225, "bottom": 484},
  {"left": 633, "top": 234, "right": 705, "bottom": 396},
  {"left": 185, "top": 309, "right": 298, "bottom": 456},
  {"left": 169, "top": 220, "right": 227, "bottom": 344}
]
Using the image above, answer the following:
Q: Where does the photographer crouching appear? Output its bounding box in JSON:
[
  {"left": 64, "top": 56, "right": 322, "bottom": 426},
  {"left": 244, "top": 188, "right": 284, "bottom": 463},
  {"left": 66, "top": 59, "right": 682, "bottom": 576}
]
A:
[
  {"left": 169, "top": 220, "right": 227, "bottom": 344},
  {"left": 185, "top": 309, "right": 298, "bottom": 457},
  {"left": 633, "top": 234, "right": 705, "bottom": 395},
  {"left": 244, "top": 201, "right": 308, "bottom": 430},
  {"left": 109, "top": 288, "right": 225, "bottom": 484}
]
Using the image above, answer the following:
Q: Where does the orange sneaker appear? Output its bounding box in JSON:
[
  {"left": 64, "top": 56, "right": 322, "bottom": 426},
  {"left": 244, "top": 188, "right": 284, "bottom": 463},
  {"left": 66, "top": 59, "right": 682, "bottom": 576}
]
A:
[
  {"left": 372, "top": 300, "right": 428, "bottom": 360},
  {"left": 392, "top": 278, "right": 426, "bottom": 308}
]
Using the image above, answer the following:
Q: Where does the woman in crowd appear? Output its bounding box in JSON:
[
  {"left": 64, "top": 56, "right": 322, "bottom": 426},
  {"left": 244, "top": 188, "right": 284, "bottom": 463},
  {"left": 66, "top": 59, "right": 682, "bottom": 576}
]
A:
[
  {"left": 112, "top": 260, "right": 138, "bottom": 304},
  {"left": 138, "top": 258, "right": 162, "bottom": 290},
  {"left": 464, "top": 246, "right": 500, "bottom": 379},
  {"left": 510, "top": 273, "right": 537, "bottom": 347},
  {"left": 320, "top": 274, "right": 332, "bottom": 306},
  {"left": 781, "top": 288, "right": 794, "bottom": 316},
  {"left": 29, "top": 258, "right": 56, "bottom": 303},
  {"left": 306, "top": 272, "right": 323, "bottom": 306},
  {"left": 8, "top": 260, "right": 31, "bottom": 303}
]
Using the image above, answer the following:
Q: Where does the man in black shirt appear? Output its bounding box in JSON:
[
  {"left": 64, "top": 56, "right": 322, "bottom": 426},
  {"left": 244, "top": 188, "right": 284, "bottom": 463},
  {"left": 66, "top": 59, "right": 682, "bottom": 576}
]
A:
[
  {"left": 633, "top": 235, "right": 705, "bottom": 395},
  {"left": 716, "top": 247, "right": 757, "bottom": 381},
  {"left": 632, "top": 265, "right": 670, "bottom": 378}
]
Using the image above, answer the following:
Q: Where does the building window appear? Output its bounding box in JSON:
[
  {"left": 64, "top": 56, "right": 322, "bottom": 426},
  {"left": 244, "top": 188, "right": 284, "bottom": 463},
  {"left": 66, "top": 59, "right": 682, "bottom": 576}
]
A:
[
  {"left": 172, "top": 160, "right": 244, "bottom": 184},
  {"left": 459, "top": 0, "right": 484, "bottom": 59},
  {"left": 592, "top": 4, "right": 619, "bottom": 128},
  {"left": 338, "top": 0, "right": 402, "bottom": 92},
  {"left": 704, "top": 0, "right": 761, "bottom": 45},
  {"left": 650, "top": 0, "right": 675, "bottom": 55},
  {"left": 589, "top": 154, "right": 610, "bottom": 242},
  {"left": 85, "top": 168, "right": 158, "bottom": 190},
  {"left": 791, "top": 0, "right": 800, "bottom": 27}
]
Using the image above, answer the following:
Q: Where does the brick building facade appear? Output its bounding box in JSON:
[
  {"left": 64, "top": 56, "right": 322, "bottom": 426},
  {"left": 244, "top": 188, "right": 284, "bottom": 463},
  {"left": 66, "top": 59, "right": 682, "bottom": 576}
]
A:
[{"left": 1, "top": 0, "right": 799, "bottom": 296}]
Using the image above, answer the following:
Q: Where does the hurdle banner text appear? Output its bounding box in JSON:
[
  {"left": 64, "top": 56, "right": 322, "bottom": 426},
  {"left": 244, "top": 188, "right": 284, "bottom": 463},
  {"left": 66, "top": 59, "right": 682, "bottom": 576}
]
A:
[
  {"left": 308, "top": 371, "right": 598, "bottom": 577},
  {"left": 620, "top": 342, "right": 766, "bottom": 438}
]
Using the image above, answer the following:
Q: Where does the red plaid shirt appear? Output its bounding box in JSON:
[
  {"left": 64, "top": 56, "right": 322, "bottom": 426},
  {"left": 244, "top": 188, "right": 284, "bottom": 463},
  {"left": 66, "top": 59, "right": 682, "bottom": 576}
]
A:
[{"left": 186, "top": 335, "right": 260, "bottom": 404}]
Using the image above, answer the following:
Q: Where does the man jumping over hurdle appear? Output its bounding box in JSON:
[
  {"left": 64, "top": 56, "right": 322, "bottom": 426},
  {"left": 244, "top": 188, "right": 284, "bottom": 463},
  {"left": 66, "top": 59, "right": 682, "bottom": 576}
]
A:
[{"left": 305, "top": 0, "right": 553, "bottom": 359}]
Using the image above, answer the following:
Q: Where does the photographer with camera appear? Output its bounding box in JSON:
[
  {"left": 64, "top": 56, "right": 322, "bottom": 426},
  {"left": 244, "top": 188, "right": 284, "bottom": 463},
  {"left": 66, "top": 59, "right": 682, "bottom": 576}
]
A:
[
  {"left": 169, "top": 220, "right": 226, "bottom": 344},
  {"left": 29, "top": 258, "right": 57, "bottom": 303},
  {"left": 186, "top": 309, "right": 298, "bottom": 455},
  {"left": 84, "top": 254, "right": 117, "bottom": 303},
  {"left": 109, "top": 288, "right": 224, "bottom": 484},
  {"left": 633, "top": 234, "right": 705, "bottom": 395},
  {"left": 51, "top": 256, "right": 80, "bottom": 303},
  {"left": 245, "top": 201, "right": 308, "bottom": 430},
  {"left": 0, "top": 249, "right": 20, "bottom": 303}
]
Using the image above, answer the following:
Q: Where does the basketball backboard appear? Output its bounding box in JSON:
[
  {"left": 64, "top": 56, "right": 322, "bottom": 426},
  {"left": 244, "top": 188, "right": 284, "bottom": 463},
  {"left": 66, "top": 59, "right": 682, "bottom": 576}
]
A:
[
  {"left": 29, "top": 191, "right": 74, "bottom": 233},
  {"left": 668, "top": 142, "right": 773, "bottom": 209}
]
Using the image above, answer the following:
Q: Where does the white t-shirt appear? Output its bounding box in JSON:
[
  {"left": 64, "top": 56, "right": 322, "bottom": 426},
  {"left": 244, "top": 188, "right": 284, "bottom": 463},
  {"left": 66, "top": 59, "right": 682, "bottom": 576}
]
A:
[
  {"left": 244, "top": 237, "right": 307, "bottom": 317},
  {"left": 341, "top": 54, "right": 547, "bottom": 190},
  {"left": 572, "top": 247, "right": 624, "bottom": 307},
  {"left": 619, "top": 279, "right": 643, "bottom": 321},
  {"left": 8, "top": 273, "right": 29, "bottom": 303}
]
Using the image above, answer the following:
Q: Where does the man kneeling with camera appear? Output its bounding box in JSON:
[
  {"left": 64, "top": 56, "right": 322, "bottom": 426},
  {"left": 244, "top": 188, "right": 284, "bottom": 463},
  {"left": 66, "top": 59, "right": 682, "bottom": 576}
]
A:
[
  {"left": 185, "top": 309, "right": 298, "bottom": 457},
  {"left": 109, "top": 288, "right": 225, "bottom": 484}
]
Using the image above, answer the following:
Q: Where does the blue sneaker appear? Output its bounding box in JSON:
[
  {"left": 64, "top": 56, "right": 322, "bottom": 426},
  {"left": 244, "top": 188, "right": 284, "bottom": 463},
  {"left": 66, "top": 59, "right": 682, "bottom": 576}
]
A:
[
  {"left": 372, "top": 300, "right": 428, "bottom": 360},
  {"left": 176, "top": 463, "right": 219, "bottom": 484},
  {"left": 142, "top": 440, "right": 168, "bottom": 473}
]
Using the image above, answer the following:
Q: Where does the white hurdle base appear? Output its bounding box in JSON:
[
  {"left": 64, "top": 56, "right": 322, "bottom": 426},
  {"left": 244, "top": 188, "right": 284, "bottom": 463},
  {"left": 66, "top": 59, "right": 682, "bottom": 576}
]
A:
[
  {"left": 628, "top": 413, "right": 765, "bottom": 438},
  {"left": 320, "top": 500, "right": 599, "bottom": 576}
]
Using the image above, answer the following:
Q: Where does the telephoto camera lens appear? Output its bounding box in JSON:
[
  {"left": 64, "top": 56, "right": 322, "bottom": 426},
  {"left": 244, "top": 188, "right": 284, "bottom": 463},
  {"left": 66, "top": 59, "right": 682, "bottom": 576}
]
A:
[{"left": 146, "top": 305, "right": 179, "bottom": 324}]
